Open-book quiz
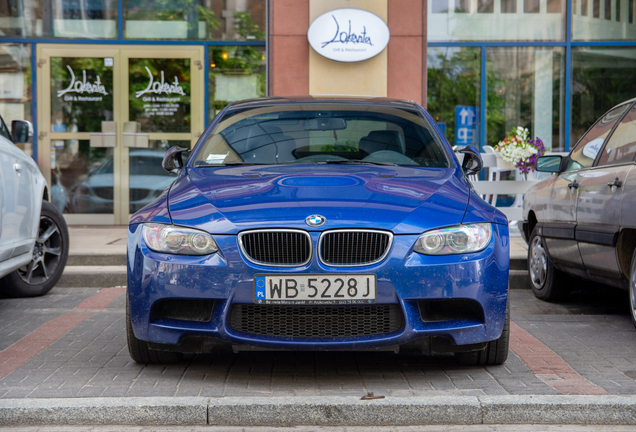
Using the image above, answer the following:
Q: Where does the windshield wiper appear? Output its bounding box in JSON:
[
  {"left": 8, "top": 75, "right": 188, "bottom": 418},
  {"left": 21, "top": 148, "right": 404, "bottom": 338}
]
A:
[{"left": 322, "top": 159, "right": 397, "bottom": 166}]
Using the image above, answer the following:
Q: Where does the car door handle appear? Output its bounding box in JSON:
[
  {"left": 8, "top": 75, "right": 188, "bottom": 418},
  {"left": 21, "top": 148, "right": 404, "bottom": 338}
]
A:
[
  {"left": 13, "top": 163, "right": 21, "bottom": 173},
  {"left": 607, "top": 177, "right": 623, "bottom": 188},
  {"left": 568, "top": 180, "right": 579, "bottom": 189}
]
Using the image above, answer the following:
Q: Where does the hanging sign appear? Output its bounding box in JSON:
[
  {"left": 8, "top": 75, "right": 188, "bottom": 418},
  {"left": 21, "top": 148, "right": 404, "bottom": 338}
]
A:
[
  {"left": 136, "top": 66, "right": 186, "bottom": 118},
  {"left": 307, "top": 8, "right": 390, "bottom": 63}
]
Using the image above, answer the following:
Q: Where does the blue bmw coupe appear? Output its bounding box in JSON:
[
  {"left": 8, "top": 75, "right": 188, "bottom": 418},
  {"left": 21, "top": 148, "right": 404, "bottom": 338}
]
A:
[{"left": 126, "top": 96, "right": 510, "bottom": 366}]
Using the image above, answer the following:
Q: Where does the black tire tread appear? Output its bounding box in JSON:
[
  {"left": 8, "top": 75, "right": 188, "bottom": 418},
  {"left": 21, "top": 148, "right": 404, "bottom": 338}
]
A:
[
  {"left": 0, "top": 200, "right": 69, "bottom": 297},
  {"left": 528, "top": 226, "right": 570, "bottom": 302},
  {"left": 126, "top": 297, "right": 183, "bottom": 364}
]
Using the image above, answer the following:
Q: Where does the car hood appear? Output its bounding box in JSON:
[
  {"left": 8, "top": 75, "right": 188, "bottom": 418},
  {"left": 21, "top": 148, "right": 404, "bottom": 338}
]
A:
[{"left": 166, "top": 165, "right": 472, "bottom": 235}]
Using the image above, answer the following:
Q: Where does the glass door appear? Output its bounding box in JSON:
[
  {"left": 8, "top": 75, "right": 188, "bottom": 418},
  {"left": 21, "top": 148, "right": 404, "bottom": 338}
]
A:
[{"left": 37, "top": 44, "right": 204, "bottom": 225}]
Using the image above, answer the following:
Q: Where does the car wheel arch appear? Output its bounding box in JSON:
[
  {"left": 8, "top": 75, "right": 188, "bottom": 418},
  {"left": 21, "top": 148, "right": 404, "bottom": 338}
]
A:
[{"left": 617, "top": 229, "right": 636, "bottom": 281}]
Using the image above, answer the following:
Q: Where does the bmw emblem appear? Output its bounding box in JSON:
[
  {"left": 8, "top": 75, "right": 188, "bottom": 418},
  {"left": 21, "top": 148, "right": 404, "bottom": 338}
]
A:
[{"left": 306, "top": 214, "right": 326, "bottom": 227}]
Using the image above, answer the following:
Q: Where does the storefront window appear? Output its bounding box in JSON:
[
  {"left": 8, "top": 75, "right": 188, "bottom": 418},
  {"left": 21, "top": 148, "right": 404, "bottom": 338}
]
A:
[
  {"left": 428, "top": 0, "right": 565, "bottom": 41},
  {"left": 573, "top": 0, "right": 636, "bottom": 40},
  {"left": 0, "top": 0, "right": 117, "bottom": 38},
  {"left": 129, "top": 58, "right": 191, "bottom": 133},
  {"left": 571, "top": 48, "right": 636, "bottom": 144},
  {"left": 427, "top": 47, "right": 481, "bottom": 147},
  {"left": 50, "top": 57, "right": 114, "bottom": 133},
  {"left": 486, "top": 47, "right": 565, "bottom": 151},
  {"left": 0, "top": 44, "right": 32, "bottom": 156},
  {"left": 124, "top": 0, "right": 265, "bottom": 40},
  {"left": 208, "top": 46, "right": 266, "bottom": 121}
]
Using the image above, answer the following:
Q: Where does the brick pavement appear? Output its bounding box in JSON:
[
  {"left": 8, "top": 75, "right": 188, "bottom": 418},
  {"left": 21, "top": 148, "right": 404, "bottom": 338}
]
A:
[{"left": 0, "top": 287, "right": 635, "bottom": 400}]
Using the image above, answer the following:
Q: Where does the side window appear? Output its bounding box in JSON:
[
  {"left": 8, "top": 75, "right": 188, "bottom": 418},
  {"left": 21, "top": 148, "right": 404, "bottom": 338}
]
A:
[
  {"left": 566, "top": 103, "right": 631, "bottom": 171},
  {"left": 0, "top": 116, "right": 11, "bottom": 141},
  {"left": 597, "top": 105, "right": 636, "bottom": 166}
]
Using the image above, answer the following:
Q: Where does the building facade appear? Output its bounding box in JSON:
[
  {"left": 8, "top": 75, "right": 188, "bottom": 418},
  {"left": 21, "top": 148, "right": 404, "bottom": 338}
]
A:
[{"left": 0, "top": 0, "right": 634, "bottom": 224}]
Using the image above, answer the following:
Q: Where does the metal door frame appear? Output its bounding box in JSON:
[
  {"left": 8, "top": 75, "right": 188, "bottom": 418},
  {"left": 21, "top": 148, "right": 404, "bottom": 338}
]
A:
[{"left": 36, "top": 44, "right": 204, "bottom": 225}]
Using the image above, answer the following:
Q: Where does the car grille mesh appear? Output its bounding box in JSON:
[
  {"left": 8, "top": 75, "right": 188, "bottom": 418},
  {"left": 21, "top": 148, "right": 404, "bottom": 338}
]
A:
[
  {"left": 240, "top": 231, "right": 311, "bottom": 266},
  {"left": 230, "top": 304, "right": 402, "bottom": 338},
  {"left": 320, "top": 231, "right": 391, "bottom": 266}
]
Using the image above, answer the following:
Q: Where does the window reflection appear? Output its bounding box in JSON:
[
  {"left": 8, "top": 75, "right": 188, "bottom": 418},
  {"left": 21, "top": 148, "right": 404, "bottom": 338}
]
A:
[
  {"left": 124, "top": 0, "right": 265, "bottom": 40},
  {"left": 209, "top": 46, "right": 265, "bottom": 121},
  {"left": 428, "top": 0, "right": 564, "bottom": 40},
  {"left": 426, "top": 47, "right": 481, "bottom": 146},
  {"left": 0, "top": 43, "right": 32, "bottom": 156},
  {"left": 486, "top": 47, "right": 565, "bottom": 151},
  {"left": 0, "top": 0, "right": 117, "bottom": 38},
  {"left": 571, "top": 48, "right": 636, "bottom": 143},
  {"left": 573, "top": 0, "right": 636, "bottom": 39}
]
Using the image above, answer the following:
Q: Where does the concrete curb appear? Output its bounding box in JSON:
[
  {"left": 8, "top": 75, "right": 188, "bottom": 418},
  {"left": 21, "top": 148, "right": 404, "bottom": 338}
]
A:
[
  {"left": 0, "top": 397, "right": 207, "bottom": 426},
  {"left": 57, "top": 266, "right": 127, "bottom": 288},
  {"left": 2, "top": 396, "right": 636, "bottom": 426}
]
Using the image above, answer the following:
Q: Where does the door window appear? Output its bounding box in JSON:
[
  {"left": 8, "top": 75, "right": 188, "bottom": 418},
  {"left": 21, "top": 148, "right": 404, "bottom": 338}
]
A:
[
  {"left": 50, "top": 57, "right": 114, "bottom": 133},
  {"left": 128, "top": 58, "right": 191, "bottom": 133},
  {"left": 597, "top": 105, "right": 636, "bottom": 166},
  {"left": 566, "top": 103, "right": 631, "bottom": 171}
]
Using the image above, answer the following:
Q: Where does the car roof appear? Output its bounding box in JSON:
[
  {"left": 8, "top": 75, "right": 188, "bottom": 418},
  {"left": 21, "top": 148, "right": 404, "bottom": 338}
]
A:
[{"left": 226, "top": 95, "right": 423, "bottom": 111}]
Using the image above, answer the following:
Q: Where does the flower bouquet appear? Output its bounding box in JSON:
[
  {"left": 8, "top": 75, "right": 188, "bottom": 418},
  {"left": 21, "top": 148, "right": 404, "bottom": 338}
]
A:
[{"left": 494, "top": 126, "right": 546, "bottom": 174}]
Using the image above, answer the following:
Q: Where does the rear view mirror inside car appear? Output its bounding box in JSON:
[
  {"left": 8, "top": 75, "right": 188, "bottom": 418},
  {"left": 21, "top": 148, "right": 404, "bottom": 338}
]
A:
[{"left": 303, "top": 118, "right": 347, "bottom": 131}]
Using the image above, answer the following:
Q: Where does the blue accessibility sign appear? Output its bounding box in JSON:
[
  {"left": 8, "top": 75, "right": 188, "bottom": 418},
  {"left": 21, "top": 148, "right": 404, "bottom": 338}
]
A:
[{"left": 454, "top": 106, "right": 477, "bottom": 146}]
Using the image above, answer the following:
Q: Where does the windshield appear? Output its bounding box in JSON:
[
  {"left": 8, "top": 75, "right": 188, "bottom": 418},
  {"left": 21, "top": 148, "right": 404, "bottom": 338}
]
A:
[{"left": 193, "top": 104, "right": 450, "bottom": 168}]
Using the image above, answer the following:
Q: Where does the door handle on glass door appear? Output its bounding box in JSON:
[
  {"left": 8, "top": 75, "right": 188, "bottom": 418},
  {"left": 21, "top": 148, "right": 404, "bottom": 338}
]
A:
[{"left": 607, "top": 177, "right": 623, "bottom": 188}]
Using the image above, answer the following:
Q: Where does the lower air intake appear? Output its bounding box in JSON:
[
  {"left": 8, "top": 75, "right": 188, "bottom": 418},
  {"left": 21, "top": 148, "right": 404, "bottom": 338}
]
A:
[{"left": 230, "top": 304, "right": 402, "bottom": 338}]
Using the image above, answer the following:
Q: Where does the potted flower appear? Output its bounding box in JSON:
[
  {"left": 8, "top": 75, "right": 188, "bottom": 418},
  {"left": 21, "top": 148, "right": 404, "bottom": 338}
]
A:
[{"left": 494, "top": 126, "right": 546, "bottom": 174}]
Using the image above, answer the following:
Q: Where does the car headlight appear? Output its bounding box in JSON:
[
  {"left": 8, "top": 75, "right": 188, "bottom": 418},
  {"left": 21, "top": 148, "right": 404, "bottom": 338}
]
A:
[
  {"left": 413, "top": 223, "right": 492, "bottom": 255},
  {"left": 142, "top": 223, "right": 218, "bottom": 255}
]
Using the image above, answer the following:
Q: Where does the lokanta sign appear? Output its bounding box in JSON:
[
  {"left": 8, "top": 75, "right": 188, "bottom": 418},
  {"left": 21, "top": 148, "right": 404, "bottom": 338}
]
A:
[{"left": 307, "top": 8, "right": 390, "bottom": 63}]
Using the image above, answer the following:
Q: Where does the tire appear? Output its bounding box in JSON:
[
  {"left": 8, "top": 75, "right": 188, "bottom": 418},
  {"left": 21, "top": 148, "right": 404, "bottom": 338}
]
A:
[
  {"left": 456, "top": 301, "right": 510, "bottom": 366},
  {"left": 126, "top": 296, "right": 183, "bottom": 364},
  {"left": 527, "top": 226, "right": 570, "bottom": 302},
  {"left": 629, "top": 249, "right": 636, "bottom": 329},
  {"left": 0, "top": 200, "right": 69, "bottom": 297}
]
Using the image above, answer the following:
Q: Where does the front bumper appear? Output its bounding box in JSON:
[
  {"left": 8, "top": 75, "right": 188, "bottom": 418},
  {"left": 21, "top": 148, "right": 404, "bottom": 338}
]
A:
[{"left": 127, "top": 223, "right": 510, "bottom": 352}]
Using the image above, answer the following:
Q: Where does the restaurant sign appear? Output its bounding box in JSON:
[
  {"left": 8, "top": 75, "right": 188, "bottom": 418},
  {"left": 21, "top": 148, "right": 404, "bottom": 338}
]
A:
[{"left": 307, "top": 8, "right": 390, "bottom": 63}]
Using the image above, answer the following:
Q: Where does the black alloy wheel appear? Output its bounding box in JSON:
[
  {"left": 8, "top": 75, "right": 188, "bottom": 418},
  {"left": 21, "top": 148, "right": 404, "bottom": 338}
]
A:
[{"left": 0, "top": 201, "right": 69, "bottom": 297}]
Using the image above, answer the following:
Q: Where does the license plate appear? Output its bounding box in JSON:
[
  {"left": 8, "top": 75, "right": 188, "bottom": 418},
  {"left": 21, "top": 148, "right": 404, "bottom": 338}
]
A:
[{"left": 254, "top": 274, "right": 376, "bottom": 304}]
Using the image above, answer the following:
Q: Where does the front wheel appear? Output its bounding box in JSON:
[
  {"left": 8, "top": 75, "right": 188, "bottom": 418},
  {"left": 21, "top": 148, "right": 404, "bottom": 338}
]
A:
[
  {"left": 126, "top": 296, "right": 183, "bottom": 364},
  {"left": 0, "top": 200, "right": 69, "bottom": 297},
  {"left": 456, "top": 301, "right": 510, "bottom": 366},
  {"left": 527, "top": 226, "right": 570, "bottom": 302}
]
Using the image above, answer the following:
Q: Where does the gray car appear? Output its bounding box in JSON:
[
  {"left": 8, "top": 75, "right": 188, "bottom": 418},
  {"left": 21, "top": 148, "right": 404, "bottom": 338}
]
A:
[
  {"left": 0, "top": 116, "right": 69, "bottom": 297},
  {"left": 522, "top": 98, "right": 636, "bottom": 325}
]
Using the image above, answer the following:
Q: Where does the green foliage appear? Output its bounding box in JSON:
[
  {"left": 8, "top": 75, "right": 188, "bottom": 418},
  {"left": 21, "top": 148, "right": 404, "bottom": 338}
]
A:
[
  {"left": 427, "top": 48, "right": 505, "bottom": 147},
  {"left": 234, "top": 11, "right": 265, "bottom": 40}
]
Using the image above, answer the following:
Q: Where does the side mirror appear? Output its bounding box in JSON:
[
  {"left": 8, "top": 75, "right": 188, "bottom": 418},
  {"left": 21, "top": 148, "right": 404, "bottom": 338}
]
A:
[
  {"left": 536, "top": 155, "right": 564, "bottom": 173},
  {"left": 458, "top": 145, "right": 483, "bottom": 176},
  {"left": 162, "top": 146, "right": 188, "bottom": 174},
  {"left": 11, "top": 120, "right": 32, "bottom": 144}
]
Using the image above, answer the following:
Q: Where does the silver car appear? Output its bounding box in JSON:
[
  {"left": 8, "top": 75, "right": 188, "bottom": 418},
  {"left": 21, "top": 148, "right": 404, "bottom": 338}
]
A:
[
  {"left": 522, "top": 98, "right": 636, "bottom": 325},
  {"left": 0, "top": 116, "right": 69, "bottom": 297}
]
